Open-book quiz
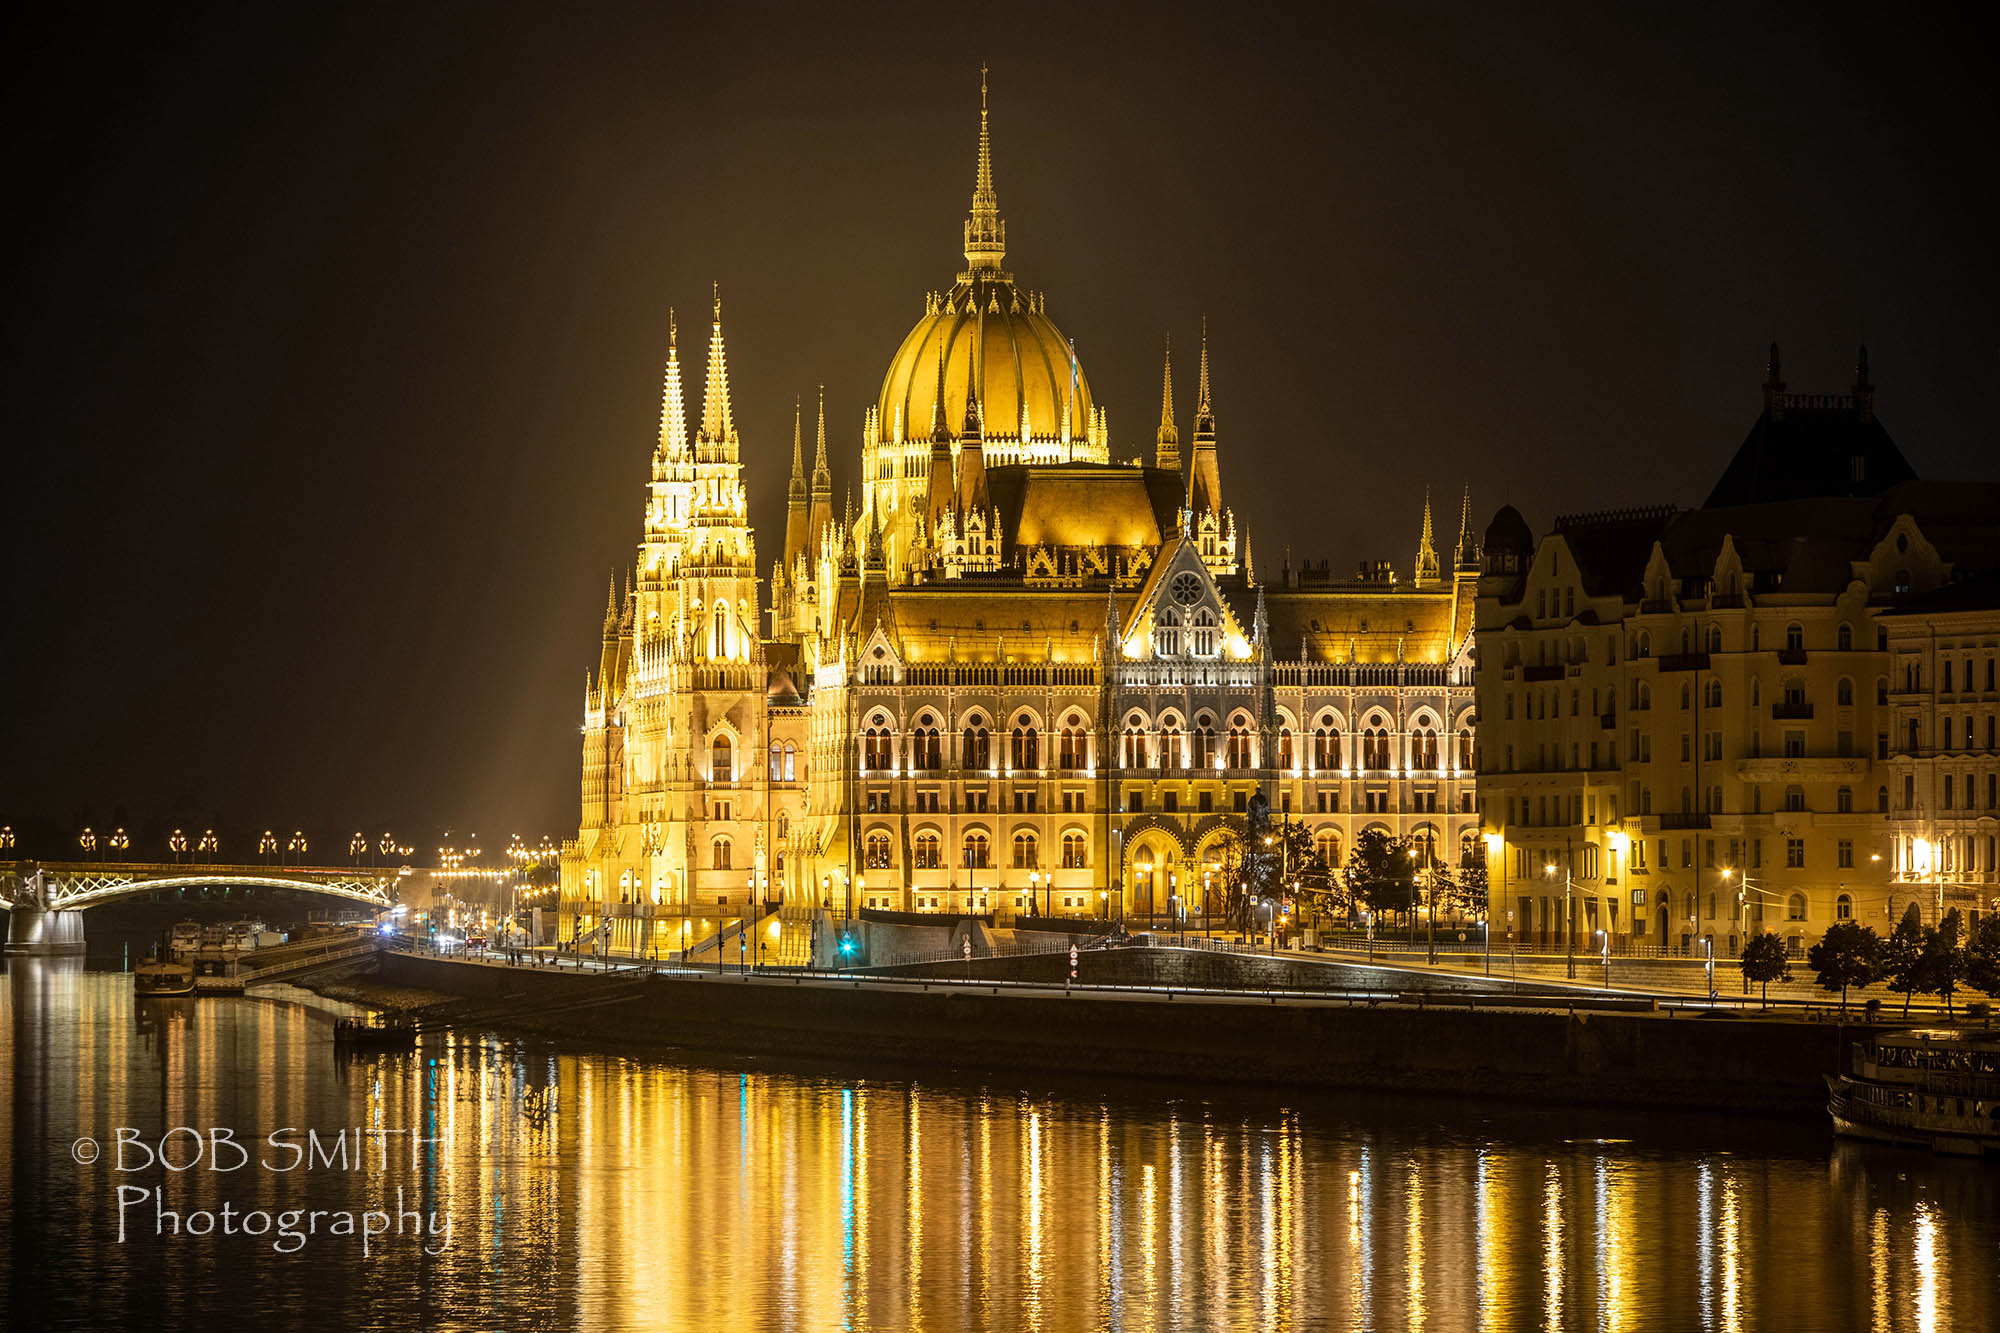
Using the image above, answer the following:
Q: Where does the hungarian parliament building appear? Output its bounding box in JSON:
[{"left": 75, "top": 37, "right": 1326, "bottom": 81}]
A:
[{"left": 560, "top": 77, "right": 1480, "bottom": 946}]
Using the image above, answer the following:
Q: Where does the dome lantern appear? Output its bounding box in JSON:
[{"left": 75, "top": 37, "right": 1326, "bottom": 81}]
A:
[{"left": 963, "top": 64, "right": 1006, "bottom": 273}]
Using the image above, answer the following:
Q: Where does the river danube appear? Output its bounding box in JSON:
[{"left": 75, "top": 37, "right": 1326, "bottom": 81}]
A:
[{"left": 4, "top": 960, "right": 1994, "bottom": 1331}]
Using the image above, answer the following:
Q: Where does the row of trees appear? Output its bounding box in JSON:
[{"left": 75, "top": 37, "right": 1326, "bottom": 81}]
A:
[
  {"left": 1741, "top": 905, "right": 2000, "bottom": 1014},
  {"left": 1204, "top": 797, "right": 1485, "bottom": 934}
]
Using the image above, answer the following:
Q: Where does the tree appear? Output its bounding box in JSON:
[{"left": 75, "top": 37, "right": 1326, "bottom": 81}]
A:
[
  {"left": 1806, "top": 921, "right": 1881, "bottom": 1017},
  {"left": 1915, "top": 908, "right": 1968, "bottom": 1017},
  {"left": 1344, "top": 828, "right": 1416, "bottom": 923},
  {"left": 1738, "top": 932, "right": 1792, "bottom": 1008},
  {"left": 1881, "top": 902, "right": 1926, "bottom": 1017},
  {"left": 1451, "top": 854, "right": 1491, "bottom": 923},
  {"left": 1966, "top": 913, "right": 2000, "bottom": 999}
]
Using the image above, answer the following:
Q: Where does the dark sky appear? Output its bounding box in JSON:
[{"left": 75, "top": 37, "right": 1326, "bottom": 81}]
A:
[{"left": 4, "top": 2, "right": 1994, "bottom": 853}]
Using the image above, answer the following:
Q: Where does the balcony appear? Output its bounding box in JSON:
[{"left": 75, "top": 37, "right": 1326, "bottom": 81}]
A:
[
  {"left": 1777, "top": 647, "right": 1809, "bottom": 666},
  {"left": 1771, "top": 700, "right": 1814, "bottom": 720},
  {"left": 1658, "top": 813, "right": 1712, "bottom": 830},
  {"left": 1736, "top": 754, "right": 1870, "bottom": 780},
  {"left": 1657, "top": 652, "right": 1710, "bottom": 673},
  {"left": 1600, "top": 712, "right": 1617, "bottom": 730},
  {"left": 1522, "top": 663, "right": 1565, "bottom": 682}
]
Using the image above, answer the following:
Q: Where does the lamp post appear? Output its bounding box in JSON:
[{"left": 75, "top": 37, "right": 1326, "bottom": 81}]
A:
[
  {"left": 1029, "top": 869, "right": 1040, "bottom": 919},
  {"left": 1483, "top": 831, "right": 1504, "bottom": 976},
  {"left": 168, "top": 828, "right": 188, "bottom": 864},
  {"left": 1546, "top": 859, "right": 1574, "bottom": 979},
  {"left": 78, "top": 827, "right": 96, "bottom": 860},
  {"left": 198, "top": 829, "right": 218, "bottom": 861},
  {"left": 109, "top": 827, "right": 129, "bottom": 860}
]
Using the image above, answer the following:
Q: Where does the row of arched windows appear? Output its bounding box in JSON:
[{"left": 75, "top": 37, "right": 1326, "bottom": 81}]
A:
[{"left": 867, "top": 828, "right": 1092, "bottom": 871}]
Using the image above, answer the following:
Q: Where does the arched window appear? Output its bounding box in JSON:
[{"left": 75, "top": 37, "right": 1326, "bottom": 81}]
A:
[
  {"left": 711, "top": 837, "right": 732, "bottom": 870},
  {"left": 963, "top": 718, "right": 990, "bottom": 769},
  {"left": 1191, "top": 607, "right": 1218, "bottom": 657},
  {"left": 1012, "top": 831, "right": 1038, "bottom": 869},
  {"left": 963, "top": 831, "right": 990, "bottom": 870},
  {"left": 1226, "top": 724, "right": 1253, "bottom": 769},
  {"left": 1314, "top": 726, "right": 1342, "bottom": 770},
  {"left": 1162, "top": 722, "right": 1183, "bottom": 768},
  {"left": 1705, "top": 679, "right": 1722, "bottom": 708},
  {"left": 1836, "top": 893, "right": 1853, "bottom": 921},
  {"left": 1123, "top": 723, "right": 1148, "bottom": 769},
  {"left": 1785, "top": 622, "right": 1804, "bottom": 652},
  {"left": 1707, "top": 625, "right": 1723, "bottom": 653},
  {"left": 912, "top": 720, "right": 941, "bottom": 770},
  {"left": 1316, "top": 832, "right": 1342, "bottom": 868},
  {"left": 783, "top": 742, "right": 796, "bottom": 782},
  {"left": 1059, "top": 724, "right": 1087, "bottom": 769},
  {"left": 1061, "top": 832, "right": 1087, "bottom": 869},
  {"left": 712, "top": 735, "right": 734, "bottom": 782},
  {"left": 713, "top": 604, "right": 729, "bottom": 658},
  {"left": 1414, "top": 726, "right": 1438, "bottom": 769},
  {"left": 1877, "top": 786, "right": 1889, "bottom": 813},
  {"left": 914, "top": 831, "right": 941, "bottom": 870},
  {"left": 1155, "top": 607, "right": 1182, "bottom": 657},
  {"left": 1010, "top": 723, "right": 1040, "bottom": 771},
  {"left": 1837, "top": 678, "right": 1854, "bottom": 706},
  {"left": 1837, "top": 785, "right": 1853, "bottom": 813},
  {"left": 1192, "top": 719, "right": 1217, "bottom": 769},
  {"left": 776, "top": 812, "right": 789, "bottom": 842},
  {"left": 862, "top": 725, "right": 890, "bottom": 772},
  {"left": 864, "top": 831, "right": 893, "bottom": 869},
  {"left": 1837, "top": 623, "right": 1853, "bottom": 651},
  {"left": 1277, "top": 728, "right": 1294, "bottom": 770},
  {"left": 1458, "top": 727, "right": 1474, "bottom": 770},
  {"left": 770, "top": 742, "right": 783, "bottom": 781},
  {"left": 1787, "top": 892, "right": 1807, "bottom": 922}
]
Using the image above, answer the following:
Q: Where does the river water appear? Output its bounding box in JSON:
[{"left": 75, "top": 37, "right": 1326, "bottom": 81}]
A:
[{"left": 3, "top": 959, "right": 1994, "bottom": 1331}]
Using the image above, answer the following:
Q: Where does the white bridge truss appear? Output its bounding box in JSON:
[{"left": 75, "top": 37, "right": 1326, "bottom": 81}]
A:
[{"left": 1, "top": 863, "right": 396, "bottom": 913}]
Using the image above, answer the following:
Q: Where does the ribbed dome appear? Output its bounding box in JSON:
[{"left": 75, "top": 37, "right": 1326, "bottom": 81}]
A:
[{"left": 876, "top": 275, "right": 1093, "bottom": 446}]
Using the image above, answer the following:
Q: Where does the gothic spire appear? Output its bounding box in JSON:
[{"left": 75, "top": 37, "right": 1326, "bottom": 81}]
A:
[
  {"left": 1415, "top": 489, "right": 1439, "bottom": 585},
  {"left": 811, "top": 386, "right": 831, "bottom": 489},
  {"left": 1454, "top": 484, "right": 1476, "bottom": 566},
  {"left": 1195, "top": 316, "right": 1213, "bottom": 434},
  {"left": 699, "top": 285, "right": 735, "bottom": 444},
  {"left": 788, "top": 397, "right": 807, "bottom": 501},
  {"left": 1155, "top": 333, "right": 1180, "bottom": 471},
  {"left": 962, "top": 64, "right": 1007, "bottom": 272},
  {"left": 658, "top": 308, "right": 687, "bottom": 459},
  {"left": 930, "top": 332, "right": 952, "bottom": 443},
  {"left": 1187, "top": 317, "right": 1222, "bottom": 515}
]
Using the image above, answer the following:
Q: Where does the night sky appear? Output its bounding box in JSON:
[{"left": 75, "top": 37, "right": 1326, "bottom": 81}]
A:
[{"left": 5, "top": 3, "right": 1994, "bottom": 854}]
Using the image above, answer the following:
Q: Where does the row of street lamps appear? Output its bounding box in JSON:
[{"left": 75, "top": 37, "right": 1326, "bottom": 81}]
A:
[{"left": 9, "top": 826, "right": 419, "bottom": 865}]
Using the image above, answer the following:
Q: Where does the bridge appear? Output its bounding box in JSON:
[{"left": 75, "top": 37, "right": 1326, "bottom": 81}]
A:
[{"left": 2, "top": 861, "right": 401, "bottom": 955}]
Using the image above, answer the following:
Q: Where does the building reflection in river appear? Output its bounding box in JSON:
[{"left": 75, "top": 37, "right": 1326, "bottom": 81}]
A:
[{"left": 3, "top": 961, "right": 1997, "bottom": 1332}]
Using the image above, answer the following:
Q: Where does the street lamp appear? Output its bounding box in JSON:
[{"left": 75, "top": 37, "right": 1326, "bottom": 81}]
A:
[
  {"left": 349, "top": 832, "right": 366, "bottom": 865},
  {"left": 1029, "top": 869, "right": 1041, "bottom": 918},
  {"left": 79, "top": 826, "right": 97, "bottom": 859},
  {"left": 198, "top": 829, "right": 217, "bottom": 860},
  {"left": 108, "top": 827, "right": 129, "bottom": 860},
  {"left": 1546, "top": 859, "right": 1574, "bottom": 979},
  {"left": 260, "top": 830, "right": 278, "bottom": 863},
  {"left": 287, "top": 830, "right": 307, "bottom": 865},
  {"left": 169, "top": 828, "right": 188, "bottom": 863},
  {"left": 0, "top": 826, "right": 12, "bottom": 854}
]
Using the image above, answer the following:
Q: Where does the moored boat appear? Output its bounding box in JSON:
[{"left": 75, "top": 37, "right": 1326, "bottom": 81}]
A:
[
  {"left": 133, "top": 959, "right": 196, "bottom": 998},
  {"left": 334, "top": 1012, "right": 418, "bottom": 1051},
  {"left": 1827, "top": 1028, "right": 2000, "bottom": 1156}
]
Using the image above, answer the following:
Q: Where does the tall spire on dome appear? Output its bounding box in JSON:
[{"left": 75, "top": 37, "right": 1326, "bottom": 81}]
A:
[
  {"left": 699, "top": 284, "right": 736, "bottom": 445},
  {"left": 930, "top": 332, "right": 952, "bottom": 443},
  {"left": 784, "top": 396, "right": 810, "bottom": 568},
  {"left": 658, "top": 309, "right": 687, "bottom": 459},
  {"left": 1414, "top": 489, "right": 1439, "bottom": 585},
  {"left": 1155, "top": 333, "right": 1180, "bottom": 471},
  {"left": 962, "top": 64, "right": 1007, "bottom": 272}
]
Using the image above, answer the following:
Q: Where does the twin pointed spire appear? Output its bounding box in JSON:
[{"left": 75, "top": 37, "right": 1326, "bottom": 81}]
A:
[
  {"left": 699, "top": 285, "right": 736, "bottom": 444},
  {"left": 812, "top": 386, "right": 830, "bottom": 486},
  {"left": 788, "top": 397, "right": 807, "bottom": 500},
  {"left": 658, "top": 309, "right": 687, "bottom": 458},
  {"left": 963, "top": 64, "right": 1007, "bottom": 271},
  {"left": 1414, "top": 489, "right": 1440, "bottom": 585},
  {"left": 1154, "top": 334, "right": 1180, "bottom": 470}
]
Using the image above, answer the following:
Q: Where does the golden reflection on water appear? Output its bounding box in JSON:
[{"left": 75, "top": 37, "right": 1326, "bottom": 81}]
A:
[{"left": 7, "top": 966, "right": 2000, "bottom": 1332}]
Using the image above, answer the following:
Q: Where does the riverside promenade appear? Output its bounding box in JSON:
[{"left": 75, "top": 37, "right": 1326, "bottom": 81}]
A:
[{"left": 347, "top": 943, "right": 1924, "bottom": 1118}]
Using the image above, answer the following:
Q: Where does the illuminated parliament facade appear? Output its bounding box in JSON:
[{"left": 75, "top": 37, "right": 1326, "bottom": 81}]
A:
[{"left": 562, "top": 79, "right": 1481, "bottom": 944}]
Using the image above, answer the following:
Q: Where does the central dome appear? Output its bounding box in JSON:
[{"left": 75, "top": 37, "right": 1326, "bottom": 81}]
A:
[{"left": 876, "top": 275, "right": 1095, "bottom": 448}]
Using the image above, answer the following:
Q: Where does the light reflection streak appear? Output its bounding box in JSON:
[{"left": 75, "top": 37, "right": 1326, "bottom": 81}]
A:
[
  {"left": 1870, "top": 1207, "right": 1890, "bottom": 1333},
  {"left": 1915, "top": 1199, "right": 1941, "bottom": 1333},
  {"left": 1406, "top": 1154, "right": 1425, "bottom": 1331},
  {"left": 1542, "top": 1160, "right": 1564, "bottom": 1333},
  {"left": 1720, "top": 1168, "right": 1740, "bottom": 1333},
  {"left": 1697, "top": 1162, "right": 1715, "bottom": 1330}
]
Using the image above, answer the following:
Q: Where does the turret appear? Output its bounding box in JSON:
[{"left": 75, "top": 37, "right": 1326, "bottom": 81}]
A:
[
  {"left": 1414, "top": 490, "right": 1439, "bottom": 586},
  {"left": 1154, "top": 334, "right": 1180, "bottom": 472},
  {"left": 956, "top": 332, "right": 989, "bottom": 515},
  {"left": 924, "top": 334, "right": 956, "bottom": 540},
  {"left": 784, "top": 397, "right": 810, "bottom": 567},
  {"left": 1453, "top": 484, "right": 1478, "bottom": 570},
  {"left": 1186, "top": 318, "right": 1221, "bottom": 516},
  {"left": 808, "top": 387, "right": 833, "bottom": 559}
]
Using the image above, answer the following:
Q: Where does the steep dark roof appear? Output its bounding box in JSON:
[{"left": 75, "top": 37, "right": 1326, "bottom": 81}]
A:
[
  {"left": 1703, "top": 401, "right": 1914, "bottom": 508},
  {"left": 1483, "top": 505, "right": 1532, "bottom": 556},
  {"left": 1551, "top": 506, "right": 1679, "bottom": 597},
  {"left": 1877, "top": 570, "right": 2000, "bottom": 616}
]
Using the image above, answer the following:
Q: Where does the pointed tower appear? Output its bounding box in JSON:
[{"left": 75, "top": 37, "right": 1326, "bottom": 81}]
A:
[
  {"left": 808, "top": 386, "right": 833, "bottom": 561},
  {"left": 685, "top": 287, "right": 760, "bottom": 666},
  {"left": 1453, "top": 484, "right": 1478, "bottom": 570},
  {"left": 1154, "top": 334, "right": 1180, "bottom": 472},
  {"left": 956, "top": 330, "right": 989, "bottom": 515},
  {"left": 1187, "top": 318, "right": 1222, "bottom": 516},
  {"left": 641, "top": 310, "right": 695, "bottom": 599},
  {"left": 698, "top": 284, "right": 737, "bottom": 456},
  {"left": 924, "top": 335, "right": 956, "bottom": 541},
  {"left": 784, "top": 397, "right": 810, "bottom": 568},
  {"left": 1414, "top": 490, "right": 1440, "bottom": 585},
  {"left": 963, "top": 63, "right": 1006, "bottom": 274}
]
